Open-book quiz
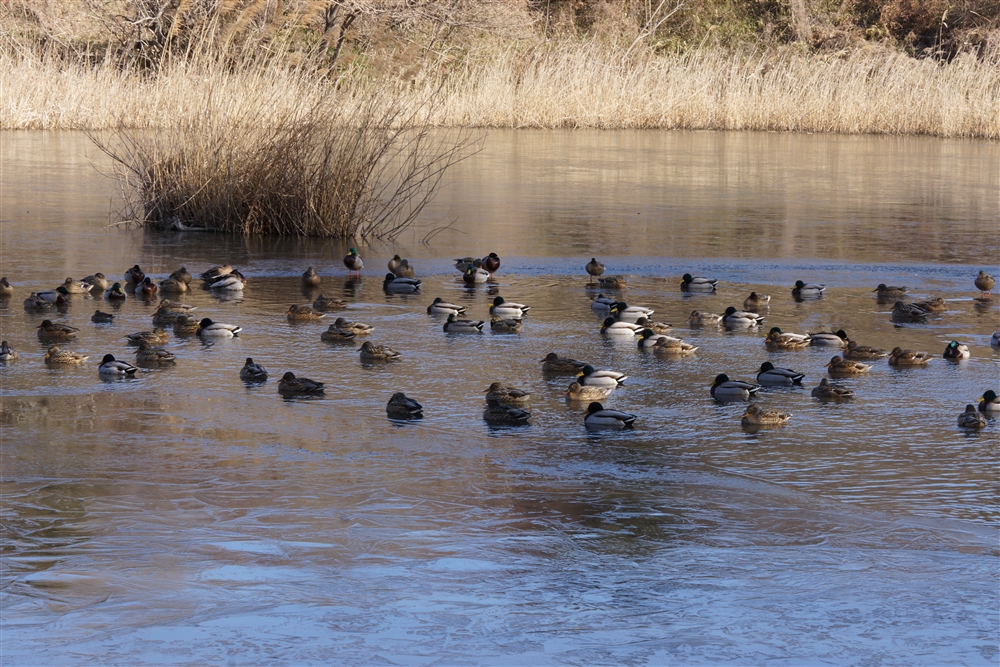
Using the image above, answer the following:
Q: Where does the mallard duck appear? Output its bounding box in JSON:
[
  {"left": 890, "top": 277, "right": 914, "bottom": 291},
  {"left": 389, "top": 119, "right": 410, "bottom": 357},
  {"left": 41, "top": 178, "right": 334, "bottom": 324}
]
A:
[
  {"left": 287, "top": 305, "right": 326, "bottom": 321},
  {"left": 633, "top": 317, "right": 671, "bottom": 334},
  {"left": 680, "top": 274, "right": 717, "bottom": 292},
  {"left": 37, "top": 286, "right": 70, "bottom": 303},
  {"left": 134, "top": 341, "right": 176, "bottom": 366},
  {"left": 891, "top": 301, "right": 928, "bottom": 323},
  {"left": 490, "top": 316, "right": 522, "bottom": 333},
  {"left": 344, "top": 248, "right": 364, "bottom": 276},
  {"left": 811, "top": 378, "right": 855, "bottom": 400},
  {"left": 104, "top": 283, "right": 127, "bottom": 300},
  {"left": 320, "top": 326, "right": 356, "bottom": 343},
  {"left": 636, "top": 328, "right": 669, "bottom": 348},
  {"left": 82, "top": 273, "right": 108, "bottom": 290},
  {"left": 200, "top": 264, "right": 232, "bottom": 282},
  {"left": 197, "top": 318, "right": 241, "bottom": 338},
  {"left": 360, "top": 341, "right": 401, "bottom": 360},
  {"left": 741, "top": 405, "right": 791, "bottom": 427},
  {"left": 541, "top": 353, "right": 587, "bottom": 374},
  {"left": 124, "top": 265, "right": 145, "bottom": 285},
  {"left": 240, "top": 357, "right": 268, "bottom": 382},
  {"left": 944, "top": 341, "right": 970, "bottom": 360},
  {"left": 827, "top": 356, "right": 872, "bottom": 375},
  {"left": 586, "top": 258, "right": 605, "bottom": 283},
  {"left": 126, "top": 327, "right": 168, "bottom": 345},
  {"left": 61, "top": 277, "right": 92, "bottom": 294},
  {"left": 873, "top": 284, "right": 907, "bottom": 300},
  {"left": 302, "top": 266, "right": 321, "bottom": 288},
  {"left": 975, "top": 270, "right": 995, "bottom": 297},
  {"left": 652, "top": 336, "right": 698, "bottom": 355},
  {"left": 978, "top": 390, "right": 1000, "bottom": 412},
  {"left": 443, "top": 313, "right": 484, "bottom": 333},
  {"left": 207, "top": 271, "right": 246, "bottom": 291},
  {"left": 757, "top": 361, "right": 804, "bottom": 386},
  {"left": 764, "top": 327, "right": 811, "bottom": 350},
  {"left": 612, "top": 302, "right": 653, "bottom": 323},
  {"left": 169, "top": 267, "right": 193, "bottom": 285},
  {"left": 312, "top": 294, "right": 349, "bottom": 311},
  {"left": 957, "top": 404, "right": 986, "bottom": 428},
  {"left": 0, "top": 277, "right": 13, "bottom": 296},
  {"left": 590, "top": 294, "right": 618, "bottom": 311},
  {"left": 490, "top": 296, "right": 529, "bottom": 317},
  {"left": 277, "top": 371, "right": 324, "bottom": 396},
  {"left": 809, "top": 329, "right": 849, "bottom": 347},
  {"left": 484, "top": 382, "right": 531, "bottom": 405},
  {"left": 911, "top": 297, "right": 946, "bottom": 313},
  {"left": 888, "top": 347, "right": 932, "bottom": 366},
  {"left": 843, "top": 341, "right": 888, "bottom": 360},
  {"left": 98, "top": 354, "right": 138, "bottom": 377},
  {"left": 173, "top": 315, "right": 201, "bottom": 336},
  {"left": 723, "top": 307, "right": 764, "bottom": 328},
  {"left": 462, "top": 266, "right": 490, "bottom": 284},
  {"left": 483, "top": 399, "right": 530, "bottom": 426},
  {"left": 45, "top": 346, "right": 88, "bottom": 366},
  {"left": 710, "top": 374, "right": 761, "bottom": 401},
  {"left": 792, "top": 280, "right": 825, "bottom": 299},
  {"left": 37, "top": 320, "right": 79, "bottom": 341},
  {"left": 393, "top": 259, "right": 415, "bottom": 278},
  {"left": 333, "top": 317, "right": 373, "bottom": 335},
  {"left": 482, "top": 253, "right": 501, "bottom": 276},
  {"left": 383, "top": 273, "right": 421, "bottom": 293},
  {"left": 133, "top": 277, "right": 158, "bottom": 296},
  {"left": 743, "top": 292, "right": 770, "bottom": 311},
  {"left": 454, "top": 257, "right": 479, "bottom": 273},
  {"left": 0, "top": 340, "right": 17, "bottom": 361},
  {"left": 158, "top": 277, "right": 188, "bottom": 293},
  {"left": 992, "top": 331, "right": 1000, "bottom": 348},
  {"left": 23, "top": 292, "right": 52, "bottom": 311},
  {"left": 387, "top": 392, "right": 423, "bottom": 419},
  {"left": 151, "top": 300, "right": 197, "bottom": 325},
  {"left": 687, "top": 310, "right": 722, "bottom": 327},
  {"left": 427, "top": 298, "right": 466, "bottom": 315},
  {"left": 601, "top": 317, "right": 641, "bottom": 336},
  {"left": 387, "top": 255, "right": 403, "bottom": 275},
  {"left": 598, "top": 275, "right": 626, "bottom": 289},
  {"left": 577, "top": 365, "right": 627, "bottom": 388},
  {"left": 584, "top": 402, "right": 637, "bottom": 430},
  {"left": 565, "top": 382, "right": 610, "bottom": 401}
]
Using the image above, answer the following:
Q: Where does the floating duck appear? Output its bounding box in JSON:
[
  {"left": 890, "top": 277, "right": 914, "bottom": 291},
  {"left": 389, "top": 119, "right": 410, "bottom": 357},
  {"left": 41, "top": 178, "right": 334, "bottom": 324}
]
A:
[
  {"left": 490, "top": 297, "right": 529, "bottom": 318},
  {"left": 454, "top": 257, "right": 479, "bottom": 273},
  {"left": 344, "top": 248, "right": 364, "bottom": 277},
  {"left": 482, "top": 253, "right": 501, "bottom": 276},
  {"left": 125, "top": 265, "right": 145, "bottom": 285},
  {"left": 634, "top": 317, "right": 671, "bottom": 334},
  {"left": 723, "top": 306, "right": 764, "bottom": 328},
  {"left": 565, "top": 382, "right": 610, "bottom": 401},
  {"left": 757, "top": 361, "right": 804, "bottom": 386},
  {"left": 0, "top": 277, "right": 13, "bottom": 296},
  {"left": 443, "top": 313, "right": 484, "bottom": 333},
  {"left": 387, "top": 392, "right": 423, "bottom": 419},
  {"left": 23, "top": 293, "right": 52, "bottom": 310},
  {"left": 710, "top": 374, "right": 760, "bottom": 401},
  {"left": 313, "top": 294, "right": 349, "bottom": 311},
  {"left": 680, "top": 274, "right": 717, "bottom": 292},
  {"left": 383, "top": 273, "right": 421, "bottom": 293},
  {"left": 978, "top": 390, "right": 1000, "bottom": 412},
  {"left": 158, "top": 277, "right": 188, "bottom": 293},
  {"left": 207, "top": 270, "right": 246, "bottom": 291},
  {"left": 584, "top": 402, "right": 637, "bottom": 430},
  {"left": 958, "top": 404, "right": 987, "bottom": 429},
  {"left": 44, "top": 346, "right": 88, "bottom": 365},
  {"left": 169, "top": 267, "right": 193, "bottom": 285},
  {"left": 600, "top": 317, "right": 642, "bottom": 336},
  {"left": 636, "top": 329, "right": 669, "bottom": 348},
  {"left": 173, "top": 315, "right": 201, "bottom": 336},
  {"left": 37, "top": 286, "right": 70, "bottom": 303},
  {"left": 687, "top": 311, "right": 722, "bottom": 327},
  {"left": 333, "top": 318, "right": 373, "bottom": 335},
  {"left": 490, "top": 317, "right": 522, "bottom": 333},
  {"left": 277, "top": 371, "right": 324, "bottom": 396},
  {"left": 201, "top": 264, "right": 232, "bottom": 282},
  {"left": 743, "top": 292, "right": 770, "bottom": 311},
  {"left": 811, "top": 378, "right": 855, "bottom": 400},
  {"left": 125, "top": 327, "right": 168, "bottom": 345},
  {"left": 427, "top": 298, "right": 466, "bottom": 315},
  {"left": 484, "top": 382, "right": 531, "bottom": 405},
  {"left": 360, "top": 341, "right": 401, "bottom": 360},
  {"left": 197, "top": 318, "right": 241, "bottom": 338},
  {"left": 992, "top": 332, "right": 999, "bottom": 348},
  {"left": 462, "top": 266, "right": 490, "bottom": 285},
  {"left": 873, "top": 284, "right": 907, "bottom": 300},
  {"left": 541, "top": 353, "right": 587, "bottom": 374},
  {"left": 577, "top": 365, "right": 627, "bottom": 388},
  {"left": 741, "top": 405, "right": 791, "bottom": 427},
  {"left": 590, "top": 294, "right": 618, "bottom": 311},
  {"left": 891, "top": 301, "right": 928, "bottom": 323},
  {"left": 61, "top": 277, "right": 92, "bottom": 294},
  {"left": 912, "top": 297, "right": 946, "bottom": 313},
  {"left": 586, "top": 258, "right": 605, "bottom": 283},
  {"left": 287, "top": 305, "right": 326, "bottom": 321},
  {"left": 82, "top": 273, "right": 108, "bottom": 290},
  {"left": 943, "top": 341, "right": 970, "bottom": 360},
  {"left": 104, "top": 283, "right": 127, "bottom": 300},
  {"left": 792, "top": 280, "right": 825, "bottom": 299},
  {"left": 240, "top": 358, "right": 268, "bottom": 382},
  {"left": 843, "top": 341, "right": 888, "bottom": 360},
  {"left": 612, "top": 302, "right": 653, "bottom": 323},
  {"left": 134, "top": 341, "right": 176, "bottom": 366},
  {"left": 0, "top": 341, "right": 17, "bottom": 361},
  {"left": 483, "top": 399, "right": 530, "bottom": 426},
  {"left": 975, "top": 270, "right": 995, "bottom": 298},
  {"left": 387, "top": 255, "right": 403, "bottom": 275},
  {"left": 764, "top": 327, "right": 811, "bottom": 350},
  {"left": 37, "top": 320, "right": 79, "bottom": 342},
  {"left": 393, "top": 259, "right": 415, "bottom": 278},
  {"left": 827, "top": 356, "right": 872, "bottom": 375},
  {"left": 134, "top": 277, "right": 158, "bottom": 296},
  {"left": 98, "top": 354, "right": 137, "bottom": 377},
  {"left": 651, "top": 336, "right": 698, "bottom": 355},
  {"left": 598, "top": 275, "right": 626, "bottom": 289},
  {"left": 888, "top": 347, "right": 933, "bottom": 366},
  {"left": 151, "top": 300, "right": 197, "bottom": 325},
  {"left": 302, "top": 267, "right": 321, "bottom": 288},
  {"left": 320, "top": 326, "right": 356, "bottom": 343},
  {"left": 809, "top": 329, "right": 849, "bottom": 347}
]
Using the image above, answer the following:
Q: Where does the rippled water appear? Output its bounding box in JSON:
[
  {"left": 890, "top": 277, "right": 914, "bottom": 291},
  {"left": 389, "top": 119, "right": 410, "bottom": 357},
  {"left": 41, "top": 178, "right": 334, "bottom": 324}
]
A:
[{"left": 1, "top": 130, "right": 998, "bottom": 665}]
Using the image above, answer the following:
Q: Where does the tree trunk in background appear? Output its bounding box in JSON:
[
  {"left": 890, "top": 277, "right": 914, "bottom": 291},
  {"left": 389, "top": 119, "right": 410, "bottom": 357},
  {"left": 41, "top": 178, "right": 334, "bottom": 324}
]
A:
[{"left": 789, "top": 0, "right": 812, "bottom": 43}]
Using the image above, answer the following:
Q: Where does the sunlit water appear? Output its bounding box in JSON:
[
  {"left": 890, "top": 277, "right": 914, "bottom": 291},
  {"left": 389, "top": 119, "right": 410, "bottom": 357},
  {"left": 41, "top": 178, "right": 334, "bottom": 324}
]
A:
[{"left": 1, "top": 130, "right": 999, "bottom": 665}]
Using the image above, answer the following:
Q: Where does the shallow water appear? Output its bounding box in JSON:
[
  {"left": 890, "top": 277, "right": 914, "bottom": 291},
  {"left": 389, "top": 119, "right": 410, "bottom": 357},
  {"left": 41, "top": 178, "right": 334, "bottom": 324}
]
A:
[{"left": 1, "top": 130, "right": 999, "bottom": 665}]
